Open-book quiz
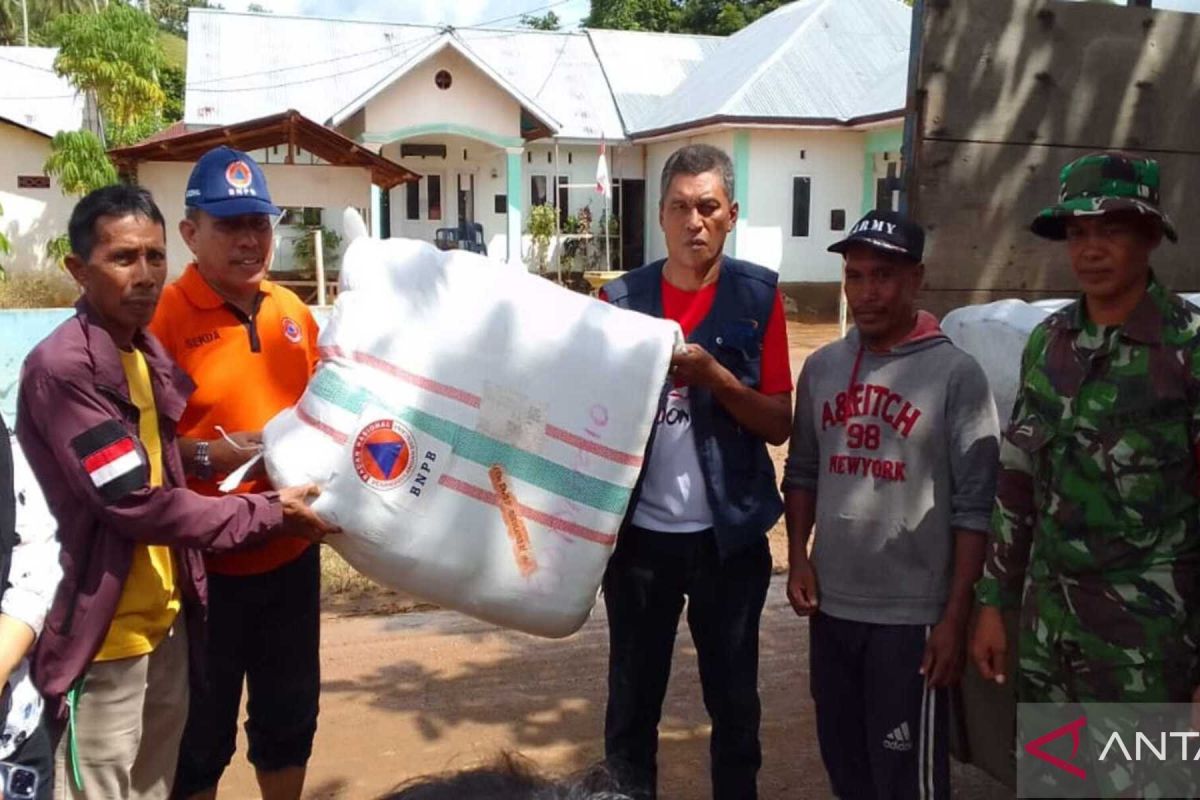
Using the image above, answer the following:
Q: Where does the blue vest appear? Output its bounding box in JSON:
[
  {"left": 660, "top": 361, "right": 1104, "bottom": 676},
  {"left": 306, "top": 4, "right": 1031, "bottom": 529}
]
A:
[{"left": 604, "top": 257, "right": 785, "bottom": 558}]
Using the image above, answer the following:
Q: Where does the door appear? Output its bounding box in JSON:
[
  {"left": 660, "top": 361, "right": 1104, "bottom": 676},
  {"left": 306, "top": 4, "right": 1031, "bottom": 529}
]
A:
[
  {"left": 619, "top": 179, "right": 646, "bottom": 270},
  {"left": 457, "top": 173, "right": 475, "bottom": 227}
]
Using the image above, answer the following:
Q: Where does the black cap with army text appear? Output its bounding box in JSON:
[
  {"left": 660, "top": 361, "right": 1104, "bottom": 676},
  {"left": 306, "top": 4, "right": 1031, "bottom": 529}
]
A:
[{"left": 828, "top": 209, "right": 925, "bottom": 262}]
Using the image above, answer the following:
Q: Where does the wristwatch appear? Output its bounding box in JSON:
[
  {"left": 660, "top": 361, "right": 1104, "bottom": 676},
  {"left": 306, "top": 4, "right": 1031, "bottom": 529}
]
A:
[{"left": 194, "top": 440, "right": 214, "bottom": 481}]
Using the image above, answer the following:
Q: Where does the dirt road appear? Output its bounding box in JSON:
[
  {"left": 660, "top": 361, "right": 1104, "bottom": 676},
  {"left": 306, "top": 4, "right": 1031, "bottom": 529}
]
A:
[
  {"left": 220, "top": 577, "right": 1010, "bottom": 799},
  {"left": 217, "top": 323, "right": 1011, "bottom": 798}
]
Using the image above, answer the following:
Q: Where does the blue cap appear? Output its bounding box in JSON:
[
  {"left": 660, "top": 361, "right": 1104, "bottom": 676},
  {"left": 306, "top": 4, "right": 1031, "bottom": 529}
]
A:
[{"left": 184, "top": 146, "right": 281, "bottom": 218}]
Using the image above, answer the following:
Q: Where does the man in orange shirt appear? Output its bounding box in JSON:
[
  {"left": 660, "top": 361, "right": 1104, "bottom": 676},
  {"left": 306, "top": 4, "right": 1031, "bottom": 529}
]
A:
[{"left": 149, "top": 147, "right": 321, "bottom": 800}]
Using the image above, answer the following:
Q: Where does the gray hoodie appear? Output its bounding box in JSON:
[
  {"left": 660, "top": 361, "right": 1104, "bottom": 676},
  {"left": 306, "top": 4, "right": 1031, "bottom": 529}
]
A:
[{"left": 782, "top": 312, "right": 999, "bottom": 625}]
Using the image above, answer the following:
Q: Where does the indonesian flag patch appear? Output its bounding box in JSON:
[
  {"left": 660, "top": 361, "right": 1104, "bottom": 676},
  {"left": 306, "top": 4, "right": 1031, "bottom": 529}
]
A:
[{"left": 70, "top": 420, "right": 148, "bottom": 503}]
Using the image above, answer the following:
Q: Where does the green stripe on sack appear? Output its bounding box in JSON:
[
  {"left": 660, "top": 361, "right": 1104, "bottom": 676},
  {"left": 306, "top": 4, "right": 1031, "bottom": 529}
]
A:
[{"left": 309, "top": 370, "right": 632, "bottom": 516}]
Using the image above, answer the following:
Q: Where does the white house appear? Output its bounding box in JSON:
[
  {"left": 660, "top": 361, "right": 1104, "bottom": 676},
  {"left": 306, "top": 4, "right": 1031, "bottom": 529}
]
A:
[
  {"left": 171, "top": 0, "right": 909, "bottom": 288},
  {"left": 0, "top": 47, "right": 86, "bottom": 273}
]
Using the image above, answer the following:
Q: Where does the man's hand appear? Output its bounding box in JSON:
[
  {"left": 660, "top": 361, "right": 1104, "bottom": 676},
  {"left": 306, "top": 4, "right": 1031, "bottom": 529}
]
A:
[
  {"left": 787, "top": 555, "right": 819, "bottom": 616},
  {"left": 210, "top": 430, "right": 263, "bottom": 474},
  {"left": 279, "top": 484, "right": 341, "bottom": 542},
  {"left": 921, "top": 615, "right": 968, "bottom": 688},
  {"left": 670, "top": 344, "right": 728, "bottom": 390},
  {"left": 970, "top": 605, "right": 1008, "bottom": 686}
]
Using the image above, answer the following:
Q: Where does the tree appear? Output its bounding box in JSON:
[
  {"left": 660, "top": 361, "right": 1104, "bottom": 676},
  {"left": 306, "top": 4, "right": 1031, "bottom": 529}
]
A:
[
  {"left": 584, "top": 0, "right": 681, "bottom": 31},
  {"left": 0, "top": 0, "right": 98, "bottom": 46},
  {"left": 246, "top": 2, "right": 270, "bottom": 11},
  {"left": 48, "top": 2, "right": 168, "bottom": 146},
  {"left": 149, "top": 0, "right": 223, "bottom": 37},
  {"left": 520, "top": 10, "right": 560, "bottom": 30},
  {"left": 43, "top": 130, "right": 117, "bottom": 195}
]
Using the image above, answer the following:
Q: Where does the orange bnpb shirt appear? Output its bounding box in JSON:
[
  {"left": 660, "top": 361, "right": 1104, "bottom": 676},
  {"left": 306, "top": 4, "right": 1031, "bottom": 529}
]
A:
[{"left": 149, "top": 263, "right": 319, "bottom": 576}]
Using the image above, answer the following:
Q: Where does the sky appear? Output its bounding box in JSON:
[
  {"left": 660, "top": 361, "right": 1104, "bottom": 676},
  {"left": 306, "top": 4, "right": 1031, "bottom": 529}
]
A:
[{"left": 217, "top": 0, "right": 592, "bottom": 29}]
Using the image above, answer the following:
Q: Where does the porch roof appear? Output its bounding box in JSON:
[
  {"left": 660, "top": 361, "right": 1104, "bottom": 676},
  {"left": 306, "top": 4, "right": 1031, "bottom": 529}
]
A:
[{"left": 109, "top": 109, "right": 420, "bottom": 189}]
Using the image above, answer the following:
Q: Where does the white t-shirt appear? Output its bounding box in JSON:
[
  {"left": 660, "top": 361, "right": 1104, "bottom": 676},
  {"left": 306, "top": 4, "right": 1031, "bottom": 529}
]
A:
[{"left": 631, "top": 386, "right": 714, "bottom": 533}]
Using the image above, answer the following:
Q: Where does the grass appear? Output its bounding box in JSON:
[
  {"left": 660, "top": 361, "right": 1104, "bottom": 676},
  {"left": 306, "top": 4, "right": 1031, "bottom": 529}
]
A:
[
  {"left": 319, "top": 546, "right": 379, "bottom": 597},
  {"left": 0, "top": 271, "right": 80, "bottom": 309},
  {"left": 158, "top": 31, "right": 187, "bottom": 69}
]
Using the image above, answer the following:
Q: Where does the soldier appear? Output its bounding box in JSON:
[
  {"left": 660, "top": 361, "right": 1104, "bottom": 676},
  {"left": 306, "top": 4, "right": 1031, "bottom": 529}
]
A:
[{"left": 971, "top": 152, "right": 1200, "bottom": 705}]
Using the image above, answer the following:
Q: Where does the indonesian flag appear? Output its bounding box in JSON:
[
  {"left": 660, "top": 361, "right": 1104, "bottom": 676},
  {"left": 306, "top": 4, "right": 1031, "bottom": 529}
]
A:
[
  {"left": 72, "top": 420, "right": 148, "bottom": 503},
  {"left": 595, "top": 141, "right": 611, "bottom": 200}
]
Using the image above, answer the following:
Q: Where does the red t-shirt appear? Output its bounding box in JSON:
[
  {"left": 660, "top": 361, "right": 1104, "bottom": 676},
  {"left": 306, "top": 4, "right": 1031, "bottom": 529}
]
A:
[{"left": 659, "top": 279, "right": 792, "bottom": 393}]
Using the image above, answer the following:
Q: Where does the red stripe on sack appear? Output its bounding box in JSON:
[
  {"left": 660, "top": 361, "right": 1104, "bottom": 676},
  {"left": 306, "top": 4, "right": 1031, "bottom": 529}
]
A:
[
  {"left": 438, "top": 475, "right": 616, "bottom": 546},
  {"left": 319, "top": 348, "right": 644, "bottom": 467},
  {"left": 544, "top": 425, "right": 643, "bottom": 467},
  {"left": 82, "top": 437, "right": 136, "bottom": 474},
  {"left": 295, "top": 406, "right": 349, "bottom": 445}
]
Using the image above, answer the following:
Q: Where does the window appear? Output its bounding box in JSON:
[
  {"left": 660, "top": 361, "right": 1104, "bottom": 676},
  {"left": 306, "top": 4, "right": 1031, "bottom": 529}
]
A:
[
  {"left": 530, "top": 175, "right": 548, "bottom": 207},
  {"left": 876, "top": 162, "right": 900, "bottom": 212},
  {"left": 428, "top": 175, "right": 442, "bottom": 221},
  {"left": 406, "top": 181, "right": 420, "bottom": 220},
  {"left": 495, "top": 194, "right": 507, "bottom": 214},
  {"left": 791, "top": 177, "right": 811, "bottom": 238},
  {"left": 17, "top": 175, "right": 50, "bottom": 189},
  {"left": 435, "top": 70, "right": 452, "bottom": 90},
  {"left": 401, "top": 144, "right": 447, "bottom": 159},
  {"left": 830, "top": 209, "right": 846, "bottom": 231}
]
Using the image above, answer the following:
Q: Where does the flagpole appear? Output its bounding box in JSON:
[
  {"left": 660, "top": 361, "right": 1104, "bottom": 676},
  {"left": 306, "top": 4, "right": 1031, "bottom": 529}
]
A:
[{"left": 605, "top": 144, "right": 611, "bottom": 272}]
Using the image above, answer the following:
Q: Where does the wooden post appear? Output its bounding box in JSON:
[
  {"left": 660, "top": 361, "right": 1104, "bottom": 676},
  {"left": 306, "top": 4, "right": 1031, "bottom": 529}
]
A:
[{"left": 314, "top": 228, "right": 327, "bottom": 306}]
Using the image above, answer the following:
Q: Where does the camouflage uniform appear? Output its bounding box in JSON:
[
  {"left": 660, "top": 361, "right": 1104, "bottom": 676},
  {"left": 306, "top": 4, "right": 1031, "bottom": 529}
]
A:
[{"left": 976, "top": 278, "right": 1200, "bottom": 703}]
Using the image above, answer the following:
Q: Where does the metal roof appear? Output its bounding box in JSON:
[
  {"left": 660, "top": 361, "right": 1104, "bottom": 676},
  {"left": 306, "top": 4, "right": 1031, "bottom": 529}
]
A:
[
  {"left": 184, "top": 10, "right": 623, "bottom": 141},
  {"left": 183, "top": 2, "right": 909, "bottom": 142},
  {"left": 586, "top": 29, "right": 723, "bottom": 135},
  {"left": 0, "top": 47, "right": 85, "bottom": 138},
  {"left": 629, "top": 0, "right": 911, "bottom": 137}
]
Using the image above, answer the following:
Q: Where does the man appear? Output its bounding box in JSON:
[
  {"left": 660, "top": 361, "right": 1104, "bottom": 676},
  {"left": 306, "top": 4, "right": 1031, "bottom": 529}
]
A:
[
  {"left": 782, "top": 209, "right": 999, "bottom": 800},
  {"left": 599, "top": 144, "right": 792, "bottom": 800},
  {"left": 972, "top": 153, "right": 1200, "bottom": 705},
  {"left": 148, "top": 146, "right": 322, "bottom": 800},
  {"left": 15, "top": 184, "right": 336, "bottom": 800}
]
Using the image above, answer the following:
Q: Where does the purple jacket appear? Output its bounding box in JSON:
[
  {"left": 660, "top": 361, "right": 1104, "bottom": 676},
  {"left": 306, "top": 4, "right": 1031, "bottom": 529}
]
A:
[{"left": 15, "top": 302, "right": 283, "bottom": 722}]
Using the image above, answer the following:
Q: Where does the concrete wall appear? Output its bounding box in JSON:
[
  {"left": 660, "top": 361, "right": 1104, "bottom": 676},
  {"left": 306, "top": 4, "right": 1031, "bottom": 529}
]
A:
[
  {"left": 137, "top": 160, "right": 371, "bottom": 276},
  {"left": 739, "top": 128, "right": 868, "bottom": 283},
  {"left": 0, "top": 124, "right": 75, "bottom": 274},
  {"left": 366, "top": 47, "right": 522, "bottom": 142},
  {"left": 911, "top": 0, "right": 1200, "bottom": 314},
  {"left": 0, "top": 306, "right": 333, "bottom": 424}
]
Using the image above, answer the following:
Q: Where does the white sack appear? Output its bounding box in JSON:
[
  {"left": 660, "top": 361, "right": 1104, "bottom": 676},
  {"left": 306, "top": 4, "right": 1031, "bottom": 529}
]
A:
[
  {"left": 264, "top": 232, "right": 679, "bottom": 637},
  {"left": 941, "top": 300, "right": 1057, "bottom": 423}
]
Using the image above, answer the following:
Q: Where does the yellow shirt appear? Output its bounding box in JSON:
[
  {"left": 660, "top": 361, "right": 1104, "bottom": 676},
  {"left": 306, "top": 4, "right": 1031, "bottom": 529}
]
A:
[{"left": 95, "top": 349, "right": 182, "bottom": 662}]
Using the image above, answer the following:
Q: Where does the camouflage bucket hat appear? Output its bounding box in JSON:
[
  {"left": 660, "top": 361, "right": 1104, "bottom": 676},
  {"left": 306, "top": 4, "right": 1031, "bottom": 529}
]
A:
[{"left": 1030, "top": 152, "right": 1177, "bottom": 243}]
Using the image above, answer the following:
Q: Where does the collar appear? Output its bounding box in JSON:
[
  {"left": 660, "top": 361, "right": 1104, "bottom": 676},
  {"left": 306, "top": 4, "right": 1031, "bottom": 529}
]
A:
[
  {"left": 75, "top": 299, "right": 194, "bottom": 421},
  {"left": 1046, "top": 273, "right": 1167, "bottom": 346},
  {"left": 177, "top": 262, "right": 274, "bottom": 312}
]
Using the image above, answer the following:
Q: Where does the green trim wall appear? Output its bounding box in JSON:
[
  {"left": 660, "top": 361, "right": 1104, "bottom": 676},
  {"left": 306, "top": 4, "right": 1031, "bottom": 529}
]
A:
[
  {"left": 360, "top": 123, "right": 524, "bottom": 150},
  {"left": 732, "top": 131, "right": 751, "bottom": 256},
  {"left": 506, "top": 149, "right": 523, "bottom": 263},
  {"left": 861, "top": 127, "right": 904, "bottom": 215}
]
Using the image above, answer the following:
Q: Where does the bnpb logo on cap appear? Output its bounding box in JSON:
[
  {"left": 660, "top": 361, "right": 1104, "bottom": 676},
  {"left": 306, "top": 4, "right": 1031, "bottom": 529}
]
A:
[
  {"left": 225, "top": 161, "right": 253, "bottom": 190},
  {"left": 353, "top": 420, "right": 417, "bottom": 490}
]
